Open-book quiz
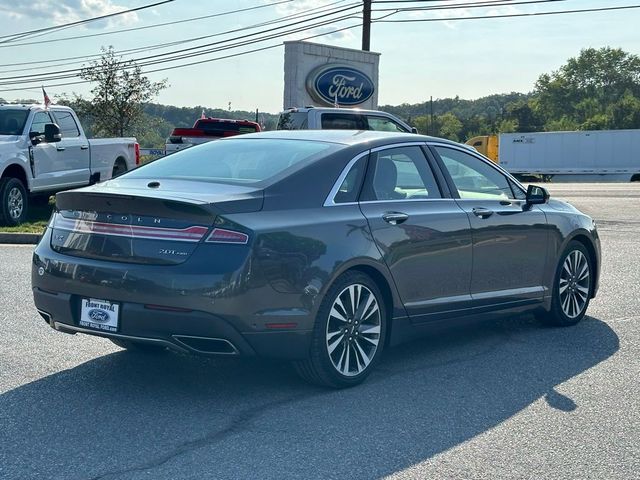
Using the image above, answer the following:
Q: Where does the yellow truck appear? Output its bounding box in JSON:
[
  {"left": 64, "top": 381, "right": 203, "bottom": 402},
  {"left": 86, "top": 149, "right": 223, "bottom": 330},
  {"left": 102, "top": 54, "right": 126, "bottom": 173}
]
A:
[{"left": 465, "top": 135, "right": 499, "bottom": 163}]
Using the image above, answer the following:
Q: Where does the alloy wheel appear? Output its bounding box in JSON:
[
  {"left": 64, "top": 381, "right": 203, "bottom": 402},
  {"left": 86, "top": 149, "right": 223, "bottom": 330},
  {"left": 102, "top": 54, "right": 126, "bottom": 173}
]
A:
[
  {"left": 559, "top": 250, "right": 590, "bottom": 319},
  {"left": 325, "top": 283, "right": 381, "bottom": 377},
  {"left": 7, "top": 186, "right": 23, "bottom": 220}
]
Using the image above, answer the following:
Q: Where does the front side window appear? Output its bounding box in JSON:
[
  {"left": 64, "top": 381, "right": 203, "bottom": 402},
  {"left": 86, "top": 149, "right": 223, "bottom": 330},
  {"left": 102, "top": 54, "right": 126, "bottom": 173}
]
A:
[
  {"left": 361, "top": 146, "right": 440, "bottom": 201},
  {"left": 51, "top": 110, "right": 80, "bottom": 137},
  {"left": 366, "top": 116, "right": 407, "bottom": 133},
  {"left": 435, "top": 146, "right": 514, "bottom": 200},
  {"left": 29, "top": 112, "right": 53, "bottom": 136}
]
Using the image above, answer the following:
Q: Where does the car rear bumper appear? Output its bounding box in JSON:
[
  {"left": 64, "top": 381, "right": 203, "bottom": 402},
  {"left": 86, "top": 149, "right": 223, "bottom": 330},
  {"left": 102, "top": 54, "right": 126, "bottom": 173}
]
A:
[{"left": 33, "top": 286, "right": 312, "bottom": 359}]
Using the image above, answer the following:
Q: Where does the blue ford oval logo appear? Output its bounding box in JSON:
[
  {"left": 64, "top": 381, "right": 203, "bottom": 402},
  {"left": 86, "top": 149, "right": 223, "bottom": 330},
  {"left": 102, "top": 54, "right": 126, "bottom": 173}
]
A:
[
  {"left": 307, "top": 65, "right": 374, "bottom": 106},
  {"left": 88, "top": 309, "right": 110, "bottom": 323}
]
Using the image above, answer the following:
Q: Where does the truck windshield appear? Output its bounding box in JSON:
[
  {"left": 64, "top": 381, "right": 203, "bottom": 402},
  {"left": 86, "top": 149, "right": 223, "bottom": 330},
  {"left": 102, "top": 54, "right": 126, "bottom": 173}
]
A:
[{"left": 0, "top": 109, "right": 29, "bottom": 135}]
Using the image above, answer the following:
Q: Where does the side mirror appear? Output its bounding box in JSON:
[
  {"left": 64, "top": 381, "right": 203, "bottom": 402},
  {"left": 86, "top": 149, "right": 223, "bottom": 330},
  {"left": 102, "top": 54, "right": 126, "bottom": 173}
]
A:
[
  {"left": 410, "top": 127, "right": 418, "bottom": 134},
  {"left": 44, "top": 123, "right": 62, "bottom": 143},
  {"left": 526, "top": 184, "right": 550, "bottom": 205}
]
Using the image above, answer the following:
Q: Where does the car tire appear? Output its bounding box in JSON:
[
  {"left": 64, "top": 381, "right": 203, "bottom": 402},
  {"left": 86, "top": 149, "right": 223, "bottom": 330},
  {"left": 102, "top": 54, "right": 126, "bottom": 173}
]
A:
[
  {"left": 539, "top": 241, "right": 593, "bottom": 327},
  {"left": 0, "top": 177, "right": 28, "bottom": 226},
  {"left": 294, "top": 271, "right": 387, "bottom": 388},
  {"left": 112, "top": 159, "right": 127, "bottom": 178},
  {"left": 109, "top": 338, "right": 168, "bottom": 353}
]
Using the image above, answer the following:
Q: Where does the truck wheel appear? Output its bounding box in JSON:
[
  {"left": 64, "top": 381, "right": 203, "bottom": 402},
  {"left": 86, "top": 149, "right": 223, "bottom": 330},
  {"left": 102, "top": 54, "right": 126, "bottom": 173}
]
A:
[
  {"left": 112, "top": 159, "right": 127, "bottom": 178},
  {"left": 0, "top": 177, "right": 28, "bottom": 226}
]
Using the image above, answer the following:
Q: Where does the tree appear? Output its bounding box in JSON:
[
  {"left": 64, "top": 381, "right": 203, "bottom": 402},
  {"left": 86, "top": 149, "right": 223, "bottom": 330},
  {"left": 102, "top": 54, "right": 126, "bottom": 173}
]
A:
[
  {"left": 77, "top": 46, "right": 167, "bottom": 137},
  {"left": 534, "top": 47, "right": 640, "bottom": 130}
]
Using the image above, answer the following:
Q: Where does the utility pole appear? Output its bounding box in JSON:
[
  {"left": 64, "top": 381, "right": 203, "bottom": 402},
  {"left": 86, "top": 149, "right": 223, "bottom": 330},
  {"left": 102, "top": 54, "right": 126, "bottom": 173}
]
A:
[{"left": 362, "top": 0, "right": 371, "bottom": 51}]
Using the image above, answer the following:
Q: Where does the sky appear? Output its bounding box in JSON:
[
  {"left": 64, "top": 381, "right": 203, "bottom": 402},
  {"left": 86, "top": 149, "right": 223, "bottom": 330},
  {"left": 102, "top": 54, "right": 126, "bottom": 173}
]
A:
[{"left": 0, "top": 0, "right": 638, "bottom": 113}]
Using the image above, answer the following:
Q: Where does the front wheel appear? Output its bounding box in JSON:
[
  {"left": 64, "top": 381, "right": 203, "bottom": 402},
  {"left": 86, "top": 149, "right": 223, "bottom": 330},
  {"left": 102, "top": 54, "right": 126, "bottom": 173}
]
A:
[
  {"left": 294, "top": 271, "right": 387, "bottom": 388},
  {"left": 540, "top": 241, "right": 593, "bottom": 326},
  {"left": 0, "top": 177, "right": 28, "bottom": 226}
]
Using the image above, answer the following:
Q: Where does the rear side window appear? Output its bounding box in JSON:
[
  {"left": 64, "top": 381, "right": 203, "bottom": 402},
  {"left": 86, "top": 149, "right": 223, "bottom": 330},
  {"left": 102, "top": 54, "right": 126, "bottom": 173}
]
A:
[
  {"left": 321, "top": 113, "right": 367, "bottom": 130},
  {"left": 361, "top": 146, "right": 441, "bottom": 201},
  {"left": 333, "top": 156, "right": 367, "bottom": 204},
  {"left": 51, "top": 110, "right": 80, "bottom": 137},
  {"left": 126, "top": 138, "right": 338, "bottom": 185}
]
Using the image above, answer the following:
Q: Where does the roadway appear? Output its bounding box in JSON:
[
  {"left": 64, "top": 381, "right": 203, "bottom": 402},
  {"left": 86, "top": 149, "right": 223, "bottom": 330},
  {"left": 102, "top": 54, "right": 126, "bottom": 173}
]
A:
[{"left": 0, "top": 183, "right": 638, "bottom": 479}]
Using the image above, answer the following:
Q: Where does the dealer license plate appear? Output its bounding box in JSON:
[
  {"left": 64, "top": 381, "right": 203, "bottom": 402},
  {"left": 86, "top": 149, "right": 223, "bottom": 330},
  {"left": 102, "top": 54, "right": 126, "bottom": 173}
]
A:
[{"left": 79, "top": 298, "right": 120, "bottom": 332}]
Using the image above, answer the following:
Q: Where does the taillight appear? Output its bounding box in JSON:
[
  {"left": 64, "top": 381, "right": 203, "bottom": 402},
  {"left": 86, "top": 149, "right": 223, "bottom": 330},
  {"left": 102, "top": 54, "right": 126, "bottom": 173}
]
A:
[
  {"left": 205, "top": 228, "right": 249, "bottom": 244},
  {"left": 134, "top": 143, "right": 140, "bottom": 165}
]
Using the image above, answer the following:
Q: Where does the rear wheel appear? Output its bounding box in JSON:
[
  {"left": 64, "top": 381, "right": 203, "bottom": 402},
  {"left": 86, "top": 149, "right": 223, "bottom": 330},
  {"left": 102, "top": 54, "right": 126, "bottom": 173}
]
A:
[
  {"left": 0, "top": 177, "right": 28, "bottom": 226},
  {"left": 540, "top": 241, "right": 592, "bottom": 326},
  {"left": 111, "top": 158, "right": 127, "bottom": 178},
  {"left": 109, "top": 338, "right": 167, "bottom": 353},
  {"left": 294, "top": 271, "right": 386, "bottom": 388}
]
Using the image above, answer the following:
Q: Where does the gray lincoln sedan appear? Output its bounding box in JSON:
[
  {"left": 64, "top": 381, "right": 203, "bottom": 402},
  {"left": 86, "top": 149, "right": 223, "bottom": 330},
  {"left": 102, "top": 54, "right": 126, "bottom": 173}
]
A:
[{"left": 32, "top": 130, "right": 600, "bottom": 388}]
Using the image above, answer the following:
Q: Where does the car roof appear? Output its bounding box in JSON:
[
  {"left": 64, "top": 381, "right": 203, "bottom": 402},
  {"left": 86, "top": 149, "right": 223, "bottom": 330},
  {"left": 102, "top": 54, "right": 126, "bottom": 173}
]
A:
[
  {"left": 231, "top": 129, "right": 459, "bottom": 148},
  {"left": 0, "top": 104, "right": 72, "bottom": 111}
]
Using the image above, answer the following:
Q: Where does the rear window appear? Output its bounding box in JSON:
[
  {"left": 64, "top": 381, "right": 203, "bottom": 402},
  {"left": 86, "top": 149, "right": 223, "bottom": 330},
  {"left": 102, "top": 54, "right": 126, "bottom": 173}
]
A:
[
  {"left": 126, "top": 138, "right": 337, "bottom": 185},
  {"left": 0, "top": 109, "right": 29, "bottom": 135},
  {"left": 195, "top": 120, "right": 259, "bottom": 135}
]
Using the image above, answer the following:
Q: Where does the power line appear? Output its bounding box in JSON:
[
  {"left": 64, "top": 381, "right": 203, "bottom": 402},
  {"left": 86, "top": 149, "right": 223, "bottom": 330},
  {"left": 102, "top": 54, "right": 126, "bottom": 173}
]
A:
[
  {"left": 373, "top": 3, "right": 640, "bottom": 23},
  {"left": 0, "top": 23, "right": 362, "bottom": 93},
  {"left": 0, "top": 4, "right": 362, "bottom": 85},
  {"left": 0, "top": 0, "right": 299, "bottom": 49},
  {"left": 0, "top": 1, "right": 359, "bottom": 75},
  {"left": 0, "top": 0, "right": 175, "bottom": 44}
]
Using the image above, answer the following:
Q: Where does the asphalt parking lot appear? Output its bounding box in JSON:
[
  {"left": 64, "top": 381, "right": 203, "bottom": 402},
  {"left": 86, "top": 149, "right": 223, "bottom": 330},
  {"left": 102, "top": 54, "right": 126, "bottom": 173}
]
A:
[{"left": 1, "top": 183, "right": 638, "bottom": 480}]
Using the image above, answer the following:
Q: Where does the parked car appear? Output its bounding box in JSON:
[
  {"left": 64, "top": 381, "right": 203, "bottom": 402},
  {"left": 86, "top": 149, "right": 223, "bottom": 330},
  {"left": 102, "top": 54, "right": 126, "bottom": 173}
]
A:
[
  {"left": 165, "top": 117, "right": 261, "bottom": 155},
  {"left": 0, "top": 104, "right": 139, "bottom": 226},
  {"left": 32, "top": 130, "right": 600, "bottom": 388},
  {"left": 277, "top": 106, "right": 417, "bottom": 133}
]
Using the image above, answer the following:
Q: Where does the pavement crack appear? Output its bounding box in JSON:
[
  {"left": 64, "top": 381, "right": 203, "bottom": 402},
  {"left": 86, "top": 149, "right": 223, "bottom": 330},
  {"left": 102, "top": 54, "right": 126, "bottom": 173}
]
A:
[{"left": 86, "top": 391, "right": 321, "bottom": 480}]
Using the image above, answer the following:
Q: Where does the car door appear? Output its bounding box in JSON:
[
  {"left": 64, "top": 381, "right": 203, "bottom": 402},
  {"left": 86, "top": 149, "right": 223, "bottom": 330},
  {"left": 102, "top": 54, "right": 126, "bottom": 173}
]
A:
[
  {"left": 358, "top": 144, "right": 473, "bottom": 323},
  {"left": 29, "top": 111, "right": 63, "bottom": 192},
  {"left": 50, "top": 109, "right": 90, "bottom": 185},
  {"left": 431, "top": 144, "right": 549, "bottom": 308}
]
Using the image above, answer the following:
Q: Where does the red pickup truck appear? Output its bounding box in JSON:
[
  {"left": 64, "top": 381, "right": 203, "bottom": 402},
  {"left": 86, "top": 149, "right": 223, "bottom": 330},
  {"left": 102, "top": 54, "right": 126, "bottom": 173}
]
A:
[{"left": 165, "top": 117, "right": 261, "bottom": 155}]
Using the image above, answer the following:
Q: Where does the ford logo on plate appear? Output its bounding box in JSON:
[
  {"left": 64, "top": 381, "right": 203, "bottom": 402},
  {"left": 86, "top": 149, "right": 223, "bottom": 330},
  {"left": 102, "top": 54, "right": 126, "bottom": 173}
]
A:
[
  {"left": 306, "top": 65, "right": 374, "bottom": 106},
  {"left": 88, "top": 309, "right": 110, "bottom": 323}
]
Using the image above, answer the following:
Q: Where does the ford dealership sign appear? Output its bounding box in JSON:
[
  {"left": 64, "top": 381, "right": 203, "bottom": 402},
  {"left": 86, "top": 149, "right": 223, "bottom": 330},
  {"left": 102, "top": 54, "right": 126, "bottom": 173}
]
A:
[{"left": 306, "top": 64, "right": 375, "bottom": 106}]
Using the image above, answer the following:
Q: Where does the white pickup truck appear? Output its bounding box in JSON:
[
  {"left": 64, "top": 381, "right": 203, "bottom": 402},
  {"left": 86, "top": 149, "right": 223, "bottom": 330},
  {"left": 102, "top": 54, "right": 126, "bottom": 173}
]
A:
[{"left": 0, "top": 104, "right": 139, "bottom": 225}]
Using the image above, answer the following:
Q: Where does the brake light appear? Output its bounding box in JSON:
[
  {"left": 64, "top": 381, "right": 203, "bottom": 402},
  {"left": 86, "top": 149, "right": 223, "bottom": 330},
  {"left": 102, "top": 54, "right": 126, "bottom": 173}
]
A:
[
  {"left": 205, "top": 228, "right": 249, "bottom": 244},
  {"left": 134, "top": 143, "right": 140, "bottom": 165}
]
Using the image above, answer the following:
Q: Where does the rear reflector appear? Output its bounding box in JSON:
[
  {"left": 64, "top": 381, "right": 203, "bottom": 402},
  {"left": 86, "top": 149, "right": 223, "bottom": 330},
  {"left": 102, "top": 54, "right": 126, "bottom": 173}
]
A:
[
  {"left": 206, "top": 228, "right": 249, "bottom": 244},
  {"left": 144, "top": 304, "right": 193, "bottom": 313},
  {"left": 265, "top": 322, "right": 298, "bottom": 330}
]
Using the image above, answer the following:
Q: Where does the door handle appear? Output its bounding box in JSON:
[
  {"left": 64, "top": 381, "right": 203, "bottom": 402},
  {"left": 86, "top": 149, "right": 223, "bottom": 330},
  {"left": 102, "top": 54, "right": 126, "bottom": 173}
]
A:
[
  {"left": 382, "top": 212, "right": 409, "bottom": 225},
  {"left": 472, "top": 207, "right": 493, "bottom": 219},
  {"left": 80, "top": 145, "right": 89, "bottom": 150},
  {"left": 56, "top": 146, "right": 65, "bottom": 151}
]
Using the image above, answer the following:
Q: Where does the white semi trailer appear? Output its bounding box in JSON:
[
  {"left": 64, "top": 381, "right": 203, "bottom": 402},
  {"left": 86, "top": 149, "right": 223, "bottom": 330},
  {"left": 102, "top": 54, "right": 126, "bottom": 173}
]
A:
[{"left": 468, "top": 129, "right": 640, "bottom": 182}]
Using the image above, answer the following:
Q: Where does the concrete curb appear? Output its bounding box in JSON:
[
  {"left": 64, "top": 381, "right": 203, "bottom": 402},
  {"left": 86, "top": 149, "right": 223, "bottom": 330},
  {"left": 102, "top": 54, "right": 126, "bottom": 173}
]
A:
[{"left": 0, "top": 232, "right": 41, "bottom": 245}]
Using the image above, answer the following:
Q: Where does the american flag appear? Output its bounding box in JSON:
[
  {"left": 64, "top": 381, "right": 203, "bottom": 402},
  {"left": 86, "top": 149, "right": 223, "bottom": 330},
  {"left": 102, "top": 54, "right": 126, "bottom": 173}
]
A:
[{"left": 42, "top": 87, "right": 51, "bottom": 109}]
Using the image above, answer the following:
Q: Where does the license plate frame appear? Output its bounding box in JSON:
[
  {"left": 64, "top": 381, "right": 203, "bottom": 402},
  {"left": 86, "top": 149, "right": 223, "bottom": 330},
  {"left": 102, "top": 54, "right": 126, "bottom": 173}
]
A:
[{"left": 79, "top": 298, "right": 120, "bottom": 333}]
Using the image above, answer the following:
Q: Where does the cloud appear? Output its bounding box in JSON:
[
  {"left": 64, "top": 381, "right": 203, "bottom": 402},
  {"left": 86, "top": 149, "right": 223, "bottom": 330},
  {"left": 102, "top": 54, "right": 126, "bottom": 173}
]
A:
[
  {"left": 0, "top": 0, "right": 139, "bottom": 29},
  {"left": 262, "top": 0, "right": 358, "bottom": 43},
  {"left": 400, "top": 0, "right": 521, "bottom": 30}
]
